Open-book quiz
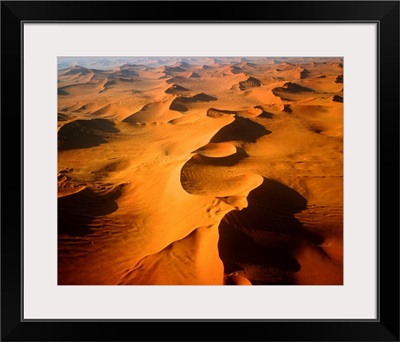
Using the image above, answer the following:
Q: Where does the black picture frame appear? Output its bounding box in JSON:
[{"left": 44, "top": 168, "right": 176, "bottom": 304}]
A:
[{"left": 1, "top": 1, "right": 399, "bottom": 341}]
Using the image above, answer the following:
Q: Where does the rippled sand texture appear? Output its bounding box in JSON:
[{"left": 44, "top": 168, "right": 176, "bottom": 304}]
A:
[{"left": 58, "top": 57, "right": 343, "bottom": 285}]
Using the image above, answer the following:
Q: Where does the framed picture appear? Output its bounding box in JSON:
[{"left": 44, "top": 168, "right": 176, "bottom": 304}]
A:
[{"left": 1, "top": 1, "right": 399, "bottom": 341}]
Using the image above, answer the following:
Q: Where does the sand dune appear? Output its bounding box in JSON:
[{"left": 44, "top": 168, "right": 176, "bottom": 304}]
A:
[
  {"left": 194, "top": 142, "right": 237, "bottom": 158},
  {"left": 231, "top": 66, "right": 244, "bottom": 74},
  {"left": 210, "top": 116, "right": 271, "bottom": 143},
  {"left": 165, "top": 83, "right": 191, "bottom": 94},
  {"left": 58, "top": 65, "right": 95, "bottom": 86},
  {"left": 118, "top": 65, "right": 139, "bottom": 77},
  {"left": 189, "top": 72, "right": 200, "bottom": 78},
  {"left": 89, "top": 103, "right": 133, "bottom": 120},
  {"left": 58, "top": 113, "right": 68, "bottom": 121},
  {"left": 273, "top": 64, "right": 305, "bottom": 80},
  {"left": 165, "top": 66, "right": 187, "bottom": 73},
  {"left": 238, "top": 76, "right": 263, "bottom": 91},
  {"left": 73, "top": 103, "right": 99, "bottom": 113},
  {"left": 206, "top": 108, "right": 236, "bottom": 118},
  {"left": 272, "top": 82, "right": 316, "bottom": 101},
  {"left": 122, "top": 96, "right": 182, "bottom": 124},
  {"left": 58, "top": 119, "right": 119, "bottom": 150},
  {"left": 168, "top": 93, "right": 218, "bottom": 112},
  {"left": 58, "top": 89, "right": 69, "bottom": 96},
  {"left": 216, "top": 178, "right": 339, "bottom": 284},
  {"left": 58, "top": 57, "right": 343, "bottom": 285},
  {"left": 60, "top": 65, "right": 92, "bottom": 76},
  {"left": 174, "top": 92, "right": 217, "bottom": 103},
  {"left": 58, "top": 79, "right": 106, "bottom": 96}
]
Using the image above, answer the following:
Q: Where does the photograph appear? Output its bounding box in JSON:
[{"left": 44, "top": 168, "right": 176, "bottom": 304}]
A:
[
  {"left": 57, "top": 56, "right": 343, "bottom": 286},
  {"left": 1, "top": 0, "right": 399, "bottom": 340}
]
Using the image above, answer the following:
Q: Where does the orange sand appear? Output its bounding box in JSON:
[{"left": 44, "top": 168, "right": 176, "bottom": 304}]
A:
[{"left": 58, "top": 57, "right": 343, "bottom": 285}]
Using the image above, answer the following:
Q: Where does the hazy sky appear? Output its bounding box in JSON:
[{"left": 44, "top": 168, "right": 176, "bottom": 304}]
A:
[{"left": 58, "top": 56, "right": 341, "bottom": 70}]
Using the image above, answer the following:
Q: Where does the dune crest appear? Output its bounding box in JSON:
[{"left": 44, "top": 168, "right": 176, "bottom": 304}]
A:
[
  {"left": 122, "top": 96, "right": 182, "bottom": 124},
  {"left": 194, "top": 142, "right": 237, "bottom": 158}
]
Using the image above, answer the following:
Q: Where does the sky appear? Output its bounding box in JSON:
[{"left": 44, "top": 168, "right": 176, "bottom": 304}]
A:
[{"left": 57, "top": 56, "right": 341, "bottom": 70}]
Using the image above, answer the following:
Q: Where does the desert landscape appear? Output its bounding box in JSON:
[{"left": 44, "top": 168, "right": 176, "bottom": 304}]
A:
[{"left": 57, "top": 57, "right": 343, "bottom": 285}]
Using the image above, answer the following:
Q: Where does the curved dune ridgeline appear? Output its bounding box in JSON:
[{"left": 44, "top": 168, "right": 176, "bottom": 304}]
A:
[{"left": 58, "top": 57, "right": 343, "bottom": 285}]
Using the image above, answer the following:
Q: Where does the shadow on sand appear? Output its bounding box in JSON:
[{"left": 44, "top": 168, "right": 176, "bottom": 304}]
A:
[
  {"left": 188, "top": 147, "right": 249, "bottom": 167},
  {"left": 218, "top": 177, "right": 323, "bottom": 285},
  {"left": 58, "top": 119, "right": 120, "bottom": 151},
  {"left": 58, "top": 186, "right": 121, "bottom": 236},
  {"left": 211, "top": 116, "right": 271, "bottom": 143}
]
